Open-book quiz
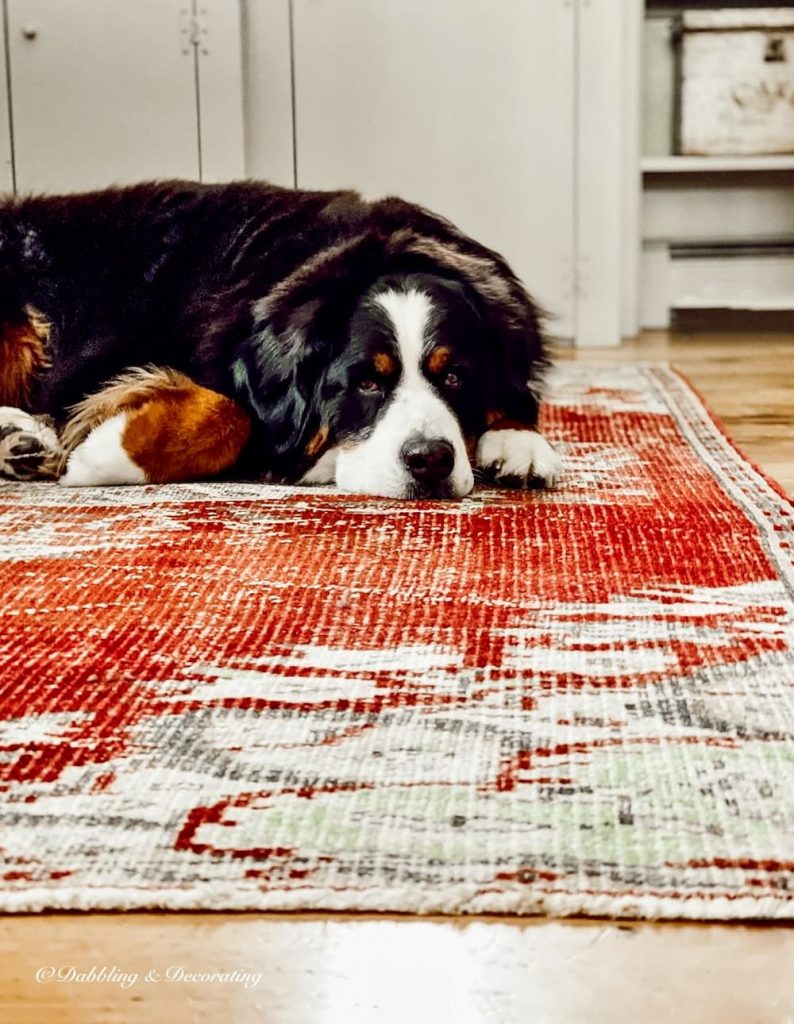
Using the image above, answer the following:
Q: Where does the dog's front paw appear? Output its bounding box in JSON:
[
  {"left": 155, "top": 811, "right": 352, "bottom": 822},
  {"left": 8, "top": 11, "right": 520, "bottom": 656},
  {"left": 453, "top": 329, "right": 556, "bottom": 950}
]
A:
[
  {"left": 0, "top": 407, "right": 63, "bottom": 481},
  {"left": 475, "top": 429, "right": 562, "bottom": 489}
]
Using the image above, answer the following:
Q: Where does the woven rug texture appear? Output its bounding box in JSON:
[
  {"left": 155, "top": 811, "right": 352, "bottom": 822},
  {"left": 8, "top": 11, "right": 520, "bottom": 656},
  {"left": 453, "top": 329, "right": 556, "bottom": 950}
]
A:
[{"left": 0, "top": 363, "right": 792, "bottom": 919}]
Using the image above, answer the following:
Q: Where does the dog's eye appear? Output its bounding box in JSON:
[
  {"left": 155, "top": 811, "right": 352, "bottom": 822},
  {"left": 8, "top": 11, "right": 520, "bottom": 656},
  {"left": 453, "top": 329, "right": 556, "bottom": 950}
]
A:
[
  {"left": 443, "top": 370, "right": 464, "bottom": 390},
  {"left": 357, "top": 378, "right": 382, "bottom": 394}
]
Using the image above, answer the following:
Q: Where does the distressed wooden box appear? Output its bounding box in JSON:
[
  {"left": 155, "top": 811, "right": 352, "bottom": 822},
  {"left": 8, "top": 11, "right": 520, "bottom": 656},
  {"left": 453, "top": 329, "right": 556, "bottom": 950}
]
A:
[
  {"left": 643, "top": 14, "right": 677, "bottom": 156},
  {"left": 680, "top": 8, "right": 794, "bottom": 156}
]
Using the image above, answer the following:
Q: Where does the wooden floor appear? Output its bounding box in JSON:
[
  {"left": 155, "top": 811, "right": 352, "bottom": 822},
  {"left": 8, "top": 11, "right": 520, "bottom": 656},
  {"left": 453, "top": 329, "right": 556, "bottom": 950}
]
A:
[
  {"left": 556, "top": 329, "right": 794, "bottom": 494},
  {"left": 1, "top": 331, "right": 792, "bottom": 1024}
]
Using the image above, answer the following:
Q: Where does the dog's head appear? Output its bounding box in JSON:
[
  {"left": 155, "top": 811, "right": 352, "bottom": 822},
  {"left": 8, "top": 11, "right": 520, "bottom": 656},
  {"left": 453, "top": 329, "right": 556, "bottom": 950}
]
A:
[
  {"left": 231, "top": 238, "right": 546, "bottom": 499},
  {"left": 315, "top": 273, "right": 489, "bottom": 499}
]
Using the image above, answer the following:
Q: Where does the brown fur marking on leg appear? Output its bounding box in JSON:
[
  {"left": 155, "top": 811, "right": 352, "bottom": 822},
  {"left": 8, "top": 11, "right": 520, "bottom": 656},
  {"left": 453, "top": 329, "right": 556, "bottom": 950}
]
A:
[
  {"left": 0, "top": 306, "right": 51, "bottom": 407},
  {"left": 61, "top": 366, "right": 199, "bottom": 455},
  {"left": 121, "top": 390, "right": 251, "bottom": 484},
  {"left": 62, "top": 366, "right": 251, "bottom": 483}
]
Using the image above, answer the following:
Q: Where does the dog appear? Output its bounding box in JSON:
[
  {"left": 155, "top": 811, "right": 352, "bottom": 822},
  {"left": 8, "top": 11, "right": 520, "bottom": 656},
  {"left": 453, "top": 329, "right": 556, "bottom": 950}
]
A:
[{"left": 0, "top": 180, "right": 561, "bottom": 499}]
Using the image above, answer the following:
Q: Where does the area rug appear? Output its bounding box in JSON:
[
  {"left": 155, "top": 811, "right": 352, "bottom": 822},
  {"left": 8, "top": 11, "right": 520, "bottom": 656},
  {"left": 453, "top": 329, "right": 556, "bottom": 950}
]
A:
[{"left": 0, "top": 364, "right": 792, "bottom": 919}]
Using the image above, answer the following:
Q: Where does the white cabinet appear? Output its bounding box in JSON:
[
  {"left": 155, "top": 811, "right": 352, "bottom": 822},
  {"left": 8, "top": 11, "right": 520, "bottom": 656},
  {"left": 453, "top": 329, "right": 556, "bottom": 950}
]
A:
[
  {"left": 241, "top": 0, "right": 294, "bottom": 189},
  {"left": 0, "top": 15, "right": 13, "bottom": 193},
  {"left": 0, "top": 0, "right": 631, "bottom": 348},
  {"left": 290, "top": 0, "right": 576, "bottom": 337},
  {"left": 244, "top": 0, "right": 629, "bottom": 347},
  {"left": 4, "top": 0, "right": 244, "bottom": 194}
]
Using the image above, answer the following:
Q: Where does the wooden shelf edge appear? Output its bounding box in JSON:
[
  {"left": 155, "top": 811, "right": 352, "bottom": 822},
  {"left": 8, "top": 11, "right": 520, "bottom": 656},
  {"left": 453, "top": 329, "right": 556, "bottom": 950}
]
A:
[
  {"left": 673, "top": 299, "right": 794, "bottom": 312},
  {"left": 642, "top": 156, "right": 794, "bottom": 173}
]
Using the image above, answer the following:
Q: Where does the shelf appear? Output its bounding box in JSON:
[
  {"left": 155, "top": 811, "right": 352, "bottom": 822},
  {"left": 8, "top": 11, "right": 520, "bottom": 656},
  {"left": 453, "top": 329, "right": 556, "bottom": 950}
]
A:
[
  {"left": 642, "top": 155, "right": 794, "bottom": 173},
  {"left": 673, "top": 298, "right": 794, "bottom": 312}
]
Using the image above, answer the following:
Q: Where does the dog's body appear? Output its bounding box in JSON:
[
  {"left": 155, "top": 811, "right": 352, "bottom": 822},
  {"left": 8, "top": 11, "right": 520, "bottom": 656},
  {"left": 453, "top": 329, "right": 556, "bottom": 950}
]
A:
[{"left": 0, "top": 180, "right": 560, "bottom": 498}]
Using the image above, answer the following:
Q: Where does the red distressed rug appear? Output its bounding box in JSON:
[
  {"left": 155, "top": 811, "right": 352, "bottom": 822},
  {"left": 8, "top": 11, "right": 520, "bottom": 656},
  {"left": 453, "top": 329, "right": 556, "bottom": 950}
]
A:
[{"left": 1, "top": 364, "right": 792, "bottom": 919}]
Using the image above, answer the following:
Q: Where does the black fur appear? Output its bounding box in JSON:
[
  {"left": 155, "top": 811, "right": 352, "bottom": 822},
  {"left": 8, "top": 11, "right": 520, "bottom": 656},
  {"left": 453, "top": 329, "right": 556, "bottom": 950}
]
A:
[{"left": 0, "top": 180, "right": 548, "bottom": 481}]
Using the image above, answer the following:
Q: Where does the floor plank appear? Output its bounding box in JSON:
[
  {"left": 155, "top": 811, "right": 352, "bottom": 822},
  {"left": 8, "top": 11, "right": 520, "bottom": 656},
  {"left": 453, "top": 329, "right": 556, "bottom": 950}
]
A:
[
  {"left": 1, "top": 914, "right": 793, "bottom": 1024},
  {"left": 1, "top": 332, "right": 792, "bottom": 1024}
]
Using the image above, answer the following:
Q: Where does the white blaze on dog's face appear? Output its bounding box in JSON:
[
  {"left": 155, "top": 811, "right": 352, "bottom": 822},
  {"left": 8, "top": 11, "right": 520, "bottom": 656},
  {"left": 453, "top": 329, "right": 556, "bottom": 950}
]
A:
[{"left": 332, "top": 285, "right": 475, "bottom": 499}]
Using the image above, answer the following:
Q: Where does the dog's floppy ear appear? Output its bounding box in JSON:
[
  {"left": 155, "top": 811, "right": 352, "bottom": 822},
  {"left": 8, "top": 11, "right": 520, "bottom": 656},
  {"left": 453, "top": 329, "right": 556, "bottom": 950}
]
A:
[
  {"left": 231, "top": 299, "right": 328, "bottom": 464},
  {"left": 232, "top": 233, "right": 390, "bottom": 466},
  {"left": 478, "top": 279, "right": 549, "bottom": 429}
]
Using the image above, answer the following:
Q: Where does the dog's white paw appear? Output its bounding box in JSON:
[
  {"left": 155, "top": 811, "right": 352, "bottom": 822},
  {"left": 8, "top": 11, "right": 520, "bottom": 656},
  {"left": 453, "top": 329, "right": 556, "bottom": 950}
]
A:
[
  {"left": 0, "top": 406, "right": 62, "bottom": 480},
  {"left": 299, "top": 447, "right": 339, "bottom": 485},
  {"left": 60, "top": 413, "right": 146, "bottom": 487},
  {"left": 476, "top": 429, "right": 562, "bottom": 489}
]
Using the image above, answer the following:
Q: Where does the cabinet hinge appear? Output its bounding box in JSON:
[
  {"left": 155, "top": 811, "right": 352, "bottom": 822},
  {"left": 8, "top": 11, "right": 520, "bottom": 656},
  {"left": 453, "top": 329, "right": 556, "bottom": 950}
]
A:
[{"left": 180, "top": 5, "right": 209, "bottom": 56}]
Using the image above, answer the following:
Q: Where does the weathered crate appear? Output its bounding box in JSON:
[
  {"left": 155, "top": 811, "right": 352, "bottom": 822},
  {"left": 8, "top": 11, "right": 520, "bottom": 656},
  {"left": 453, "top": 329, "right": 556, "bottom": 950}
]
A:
[
  {"left": 643, "top": 14, "right": 677, "bottom": 157},
  {"left": 679, "top": 8, "right": 794, "bottom": 156}
]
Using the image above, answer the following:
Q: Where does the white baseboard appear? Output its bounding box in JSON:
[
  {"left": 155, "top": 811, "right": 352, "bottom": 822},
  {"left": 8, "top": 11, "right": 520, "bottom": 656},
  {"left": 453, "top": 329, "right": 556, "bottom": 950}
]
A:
[{"left": 641, "top": 244, "right": 794, "bottom": 327}]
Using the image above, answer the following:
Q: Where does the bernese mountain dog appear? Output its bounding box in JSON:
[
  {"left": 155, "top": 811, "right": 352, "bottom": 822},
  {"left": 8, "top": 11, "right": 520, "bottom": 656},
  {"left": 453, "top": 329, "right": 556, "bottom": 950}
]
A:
[{"left": 0, "top": 180, "right": 561, "bottom": 499}]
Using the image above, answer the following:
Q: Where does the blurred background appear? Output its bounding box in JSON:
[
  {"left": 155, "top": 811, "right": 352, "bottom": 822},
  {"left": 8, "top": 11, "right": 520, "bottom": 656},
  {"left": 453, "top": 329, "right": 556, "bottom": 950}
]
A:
[{"left": 1, "top": 0, "right": 793, "bottom": 349}]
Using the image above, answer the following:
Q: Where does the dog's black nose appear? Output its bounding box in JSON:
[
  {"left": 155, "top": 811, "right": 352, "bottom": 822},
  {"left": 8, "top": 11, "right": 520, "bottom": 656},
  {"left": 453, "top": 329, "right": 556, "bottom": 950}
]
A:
[{"left": 401, "top": 438, "right": 455, "bottom": 484}]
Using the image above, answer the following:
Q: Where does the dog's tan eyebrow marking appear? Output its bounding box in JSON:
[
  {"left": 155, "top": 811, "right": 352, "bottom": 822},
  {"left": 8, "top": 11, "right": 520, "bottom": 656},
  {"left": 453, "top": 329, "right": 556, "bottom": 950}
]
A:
[
  {"left": 373, "top": 352, "right": 396, "bottom": 376},
  {"left": 426, "top": 346, "right": 451, "bottom": 375}
]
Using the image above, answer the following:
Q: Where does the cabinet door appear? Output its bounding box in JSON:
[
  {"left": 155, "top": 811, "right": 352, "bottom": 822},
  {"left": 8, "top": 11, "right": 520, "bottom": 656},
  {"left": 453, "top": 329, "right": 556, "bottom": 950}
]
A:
[
  {"left": 0, "top": 17, "right": 13, "bottom": 192},
  {"left": 6, "top": 0, "right": 200, "bottom": 192},
  {"left": 292, "top": 0, "right": 575, "bottom": 336}
]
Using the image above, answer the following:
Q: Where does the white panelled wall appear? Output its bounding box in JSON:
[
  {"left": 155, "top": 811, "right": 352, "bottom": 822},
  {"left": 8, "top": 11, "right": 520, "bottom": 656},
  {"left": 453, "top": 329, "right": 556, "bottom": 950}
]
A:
[
  {"left": 291, "top": 0, "right": 577, "bottom": 338},
  {"left": 240, "top": 0, "right": 294, "bottom": 189},
  {"left": 0, "top": 0, "right": 640, "bottom": 348},
  {"left": 243, "top": 0, "right": 635, "bottom": 348}
]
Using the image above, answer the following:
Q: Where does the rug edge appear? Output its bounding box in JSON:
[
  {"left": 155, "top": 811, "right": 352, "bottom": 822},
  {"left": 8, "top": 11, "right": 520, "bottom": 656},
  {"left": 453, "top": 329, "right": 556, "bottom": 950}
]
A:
[
  {"left": 663, "top": 363, "right": 791, "bottom": 503},
  {"left": 2, "top": 885, "right": 792, "bottom": 922}
]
